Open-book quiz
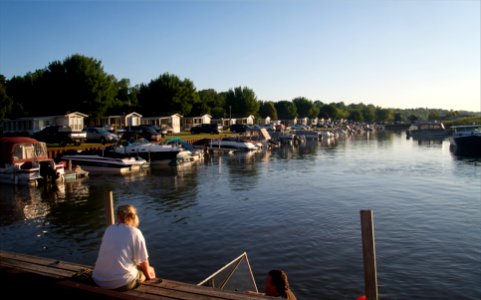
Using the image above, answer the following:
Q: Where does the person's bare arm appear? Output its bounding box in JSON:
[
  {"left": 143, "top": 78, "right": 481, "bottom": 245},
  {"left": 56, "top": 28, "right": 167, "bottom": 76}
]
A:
[{"left": 139, "top": 260, "right": 156, "bottom": 280}]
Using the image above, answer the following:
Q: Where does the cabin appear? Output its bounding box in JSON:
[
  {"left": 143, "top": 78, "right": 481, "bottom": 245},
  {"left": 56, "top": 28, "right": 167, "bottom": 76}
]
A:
[
  {"left": 141, "top": 113, "right": 182, "bottom": 134},
  {"left": 1, "top": 112, "right": 88, "bottom": 135},
  {"left": 234, "top": 115, "right": 255, "bottom": 125},
  {"left": 257, "top": 116, "right": 271, "bottom": 126},
  {"left": 212, "top": 117, "right": 236, "bottom": 129},
  {"left": 182, "top": 114, "right": 212, "bottom": 131},
  {"left": 91, "top": 112, "right": 143, "bottom": 131}
]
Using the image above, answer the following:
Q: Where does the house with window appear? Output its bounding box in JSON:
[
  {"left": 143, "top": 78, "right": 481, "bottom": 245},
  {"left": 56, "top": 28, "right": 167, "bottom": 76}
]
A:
[
  {"left": 235, "top": 115, "right": 255, "bottom": 125},
  {"left": 182, "top": 114, "right": 212, "bottom": 131},
  {"left": 1, "top": 112, "right": 88, "bottom": 135},
  {"left": 91, "top": 112, "right": 142, "bottom": 131},
  {"left": 257, "top": 116, "right": 271, "bottom": 125},
  {"left": 212, "top": 118, "right": 236, "bottom": 129},
  {"left": 141, "top": 113, "right": 182, "bottom": 133}
]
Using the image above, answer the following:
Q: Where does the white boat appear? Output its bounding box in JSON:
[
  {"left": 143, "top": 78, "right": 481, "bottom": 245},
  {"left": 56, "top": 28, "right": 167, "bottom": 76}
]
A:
[
  {"left": 407, "top": 122, "right": 449, "bottom": 140},
  {"left": 207, "top": 138, "right": 259, "bottom": 151},
  {"left": 450, "top": 125, "right": 481, "bottom": 156},
  {"left": 0, "top": 137, "right": 65, "bottom": 186},
  {"left": 60, "top": 154, "right": 149, "bottom": 175},
  {"left": 104, "top": 138, "right": 181, "bottom": 165}
]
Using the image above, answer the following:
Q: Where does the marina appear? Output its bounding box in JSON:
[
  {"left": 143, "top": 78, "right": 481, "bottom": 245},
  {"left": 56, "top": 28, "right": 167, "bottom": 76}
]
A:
[{"left": 0, "top": 131, "right": 480, "bottom": 299}]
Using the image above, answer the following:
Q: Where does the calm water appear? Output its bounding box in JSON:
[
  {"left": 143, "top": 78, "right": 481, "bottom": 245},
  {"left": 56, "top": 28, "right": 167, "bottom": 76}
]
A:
[{"left": 1, "top": 132, "right": 480, "bottom": 300}]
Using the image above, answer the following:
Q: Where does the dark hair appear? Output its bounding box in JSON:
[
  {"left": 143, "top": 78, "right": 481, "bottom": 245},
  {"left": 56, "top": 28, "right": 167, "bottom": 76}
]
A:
[{"left": 268, "top": 269, "right": 289, "bottom": 298}]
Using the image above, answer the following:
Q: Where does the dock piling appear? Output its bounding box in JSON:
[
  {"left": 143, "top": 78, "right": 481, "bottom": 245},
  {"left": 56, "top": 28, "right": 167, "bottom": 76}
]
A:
[
  {"left": 360, "top": 209, "right": 379, "bottom": 300},
  {"left": 105, "top": 191, "right": 115, "bottom": 225}
]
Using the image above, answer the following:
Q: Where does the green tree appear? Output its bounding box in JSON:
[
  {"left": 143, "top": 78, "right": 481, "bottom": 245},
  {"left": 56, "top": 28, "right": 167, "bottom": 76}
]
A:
[
  {"left": 45, "top": 54, "right": 119, "bottom": 117},
  {"left": 376, "top": 108, "right": 395, "bottom": 123},
  {"left": 348, "top": 110, "right": 363, "bottom": 122},
  {"left": 259, "top": 101, "right": 278, "bottom": 120},
  {"left": 362, "top": 104, "right": 376, "bottom": 123},
  {"left": 5, "top": 71, "right": 44, "bottom": 117},
  {"left": 275, "top": 100, "right": 297, "bottom": 120},
  {"left": 224, "top": 86, "right": 260, "bottom": 117},
  {"left": 319, "top": 103, "right": 339, "bottom": 120},
  {"left": 428, "top": 111, "right": 441, "bottom": 121},
  {"left": 196, "top": 89, "right": 225, "bottom": 117},
  {"left": 138, "top": 73, "right": 200, "bottom": 116},
  {"left": 0, "top": 75, "right": 12, "bottom": 121}
]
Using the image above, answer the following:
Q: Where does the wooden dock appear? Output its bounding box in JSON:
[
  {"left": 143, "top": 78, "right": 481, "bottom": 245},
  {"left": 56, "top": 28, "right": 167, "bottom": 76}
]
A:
[{"left": 0, "top": 250, "right": 272, "bottom": 299}]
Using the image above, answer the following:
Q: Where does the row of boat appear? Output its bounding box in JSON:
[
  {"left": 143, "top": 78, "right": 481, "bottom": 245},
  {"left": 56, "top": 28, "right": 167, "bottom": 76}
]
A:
[{"left": 0, "top": 135, "right": 265, "bottom": 186}]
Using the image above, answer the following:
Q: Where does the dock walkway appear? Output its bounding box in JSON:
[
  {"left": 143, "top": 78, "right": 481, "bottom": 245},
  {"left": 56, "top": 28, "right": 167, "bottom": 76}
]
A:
[{"left": 0, "top": 251, "right": 271, "bottom": 299}]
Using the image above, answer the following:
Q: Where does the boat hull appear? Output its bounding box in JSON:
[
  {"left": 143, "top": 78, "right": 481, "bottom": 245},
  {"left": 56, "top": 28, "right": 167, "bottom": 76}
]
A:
[
  {"left": 453, "top": 135, "right": 481, "bottom": 156},
  {"left": 0, "top": 168, "right": 42, "bottom": 186},
  {"left": 61, "top": 155, "right": 149, "bottom": 175}
]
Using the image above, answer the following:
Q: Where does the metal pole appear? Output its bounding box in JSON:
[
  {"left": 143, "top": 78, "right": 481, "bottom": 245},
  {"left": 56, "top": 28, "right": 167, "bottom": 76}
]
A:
[{"left": 360, "top": 210, "right": 379, "bottom": 300}]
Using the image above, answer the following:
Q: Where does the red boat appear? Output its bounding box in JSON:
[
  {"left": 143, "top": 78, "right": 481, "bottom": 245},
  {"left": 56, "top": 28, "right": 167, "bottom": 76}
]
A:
[{"left": 0, "top": 137, "right": 64, "bottom": 186}]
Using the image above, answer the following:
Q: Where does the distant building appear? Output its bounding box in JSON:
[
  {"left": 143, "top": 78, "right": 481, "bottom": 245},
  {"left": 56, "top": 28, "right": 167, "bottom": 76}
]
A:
[
  {"left": 182, "top": 114, "right": 212, "bottom": 131},
  {"left": 141, "top": 114, "right": 182, "bottom": 133},
  {"left": 1, "top": 112, "right": 88, "bottom": 135},
  {"left": 91, "top": 112, "right": 142, "bottom": 131}
]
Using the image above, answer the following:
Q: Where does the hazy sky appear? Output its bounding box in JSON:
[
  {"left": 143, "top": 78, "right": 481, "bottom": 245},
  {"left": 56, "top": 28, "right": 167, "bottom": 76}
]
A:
[{"left": 1, "top": 0, "right": 480, "bottom": 112}]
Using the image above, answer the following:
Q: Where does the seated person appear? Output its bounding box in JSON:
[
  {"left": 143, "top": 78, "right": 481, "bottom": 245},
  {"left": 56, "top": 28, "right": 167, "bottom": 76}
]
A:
[{"left": 92, "top": 204, "right": 156, "bottom": 291}]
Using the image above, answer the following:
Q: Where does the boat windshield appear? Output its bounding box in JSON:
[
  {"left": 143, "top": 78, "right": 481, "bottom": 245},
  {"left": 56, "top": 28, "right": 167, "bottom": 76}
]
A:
[
  {"left": 12, "top": 142, "right": 48, "bottom": 162},
  {"left": 198, "top": 252, "right": 258, "bottom": 293}
]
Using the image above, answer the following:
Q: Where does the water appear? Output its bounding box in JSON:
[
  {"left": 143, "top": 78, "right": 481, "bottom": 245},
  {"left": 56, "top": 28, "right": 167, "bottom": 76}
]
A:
[{"left": 0, "top": 132, "right": 480, "bottom": 299}]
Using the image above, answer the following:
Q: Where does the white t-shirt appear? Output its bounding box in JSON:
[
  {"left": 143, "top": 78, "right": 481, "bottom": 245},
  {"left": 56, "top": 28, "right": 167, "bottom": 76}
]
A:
[{"left": 92, "top": 223, "right": 149, "bottom": 289}]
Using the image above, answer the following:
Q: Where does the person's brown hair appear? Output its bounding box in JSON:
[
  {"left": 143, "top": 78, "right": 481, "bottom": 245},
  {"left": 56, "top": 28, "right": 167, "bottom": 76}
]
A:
[{"left": 268, "top": 269, "right": 290, "bottom": 298}]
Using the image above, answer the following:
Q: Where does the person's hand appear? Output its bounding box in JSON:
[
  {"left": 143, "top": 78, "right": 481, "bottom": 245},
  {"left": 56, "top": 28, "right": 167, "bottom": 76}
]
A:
[{"left": 146, "top": 266, "right": 156, "bottom": 280}]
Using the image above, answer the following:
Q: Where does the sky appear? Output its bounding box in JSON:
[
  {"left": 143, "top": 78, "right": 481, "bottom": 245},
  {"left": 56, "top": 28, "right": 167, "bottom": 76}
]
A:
[{"left": 0, "top": 0, "right": 480, "bottom": 112}]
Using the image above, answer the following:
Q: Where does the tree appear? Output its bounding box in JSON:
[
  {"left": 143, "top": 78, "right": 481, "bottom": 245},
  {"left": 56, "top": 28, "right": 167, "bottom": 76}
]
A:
[
  {"left": 196, "top": 89, "right": 225, "bottom": 117},
  {"left": 292, "top": 97, "right": 320, "bottom": 119},
  {"left": 375, "top": 108, "right": 395, "bottom": 123},
  {"left": 5, "top": 71, "right": 44, "bottom": 117},
  {"left": 275, "top": 101, "right": 297, "bottom": 120},
  {"left": 319, "top": 103, "right": 339, "bottom": 120},
  {"left": 348, "top": 110, "right": 363, "bottom": 122},
  {"left": 224, "top": 86, "right": 260, "bottom": 117},
  {"left": 0, "top": 74, "right": 12, "bottom": 121},
  {"left": 138, "top": 73, "right": 200, "bottom": 116},
  {"left": 46, "top": 54, "right": 119, "bottom": 117},
  {"left": 259, "top": 101, "right": 278, "bottom": 120},
  {"left": 362, "top": 104, "right": 376, "bottom": 123}
]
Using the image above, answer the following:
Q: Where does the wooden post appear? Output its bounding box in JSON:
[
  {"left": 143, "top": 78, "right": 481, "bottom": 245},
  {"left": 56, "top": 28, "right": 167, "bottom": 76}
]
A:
[
  {"left": 360, "top": 210, "right": 379, "bottom": 300},
  {"left": 105, "top": 191, "right": 115, "bottom": 226}
]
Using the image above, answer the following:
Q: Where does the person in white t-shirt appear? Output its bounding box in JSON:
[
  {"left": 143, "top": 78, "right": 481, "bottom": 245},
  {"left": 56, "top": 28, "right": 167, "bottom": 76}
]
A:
[{"left": 92, "top": 204, "right": 156, "bottom": 291}]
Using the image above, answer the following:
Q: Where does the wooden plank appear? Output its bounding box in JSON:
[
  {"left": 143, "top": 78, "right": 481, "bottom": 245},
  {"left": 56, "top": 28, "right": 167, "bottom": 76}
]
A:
[
  {"left": 360, "top": 210, "right": 379, "bottom": 300},
  {"left": 0, "top": 251, "right": 272, "bottom": 300},
  {"left": 140, "top": 279, "right": 270, "bottom": 300},
  {"left": 57, "top": 280, "right": 147, "bottom": 300},
  {"left": 0, "top": 250, "right": 91, "bottom": 271},
  {"left": 0, "top": 257, "right": 76, "bottom": 278}
]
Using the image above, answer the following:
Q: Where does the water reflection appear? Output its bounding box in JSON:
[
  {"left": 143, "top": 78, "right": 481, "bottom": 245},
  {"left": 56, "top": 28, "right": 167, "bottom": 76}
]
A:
[{"left": 1, "top": 133, "right": 480, "bottom": 300}]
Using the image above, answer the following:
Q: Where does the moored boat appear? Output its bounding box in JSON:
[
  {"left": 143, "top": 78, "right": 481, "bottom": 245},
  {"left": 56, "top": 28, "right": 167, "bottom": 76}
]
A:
[
  {"left": 450, "top": 124, "right": 481, "bottom": 156},
  {"left": 407, "top": 122, "right": 449, "bottom": 140},
  {"left": 104, "top": 138, "right": 181, "bottom": 165},
  {"left": 60, "top": 154, "right": 149, "bottom": 175},
  {"left": 204, "top": 138, "right": 259, "bottom": 152},
  {"left": 0, "top": 137, "right": 64, "bottom": 186}
]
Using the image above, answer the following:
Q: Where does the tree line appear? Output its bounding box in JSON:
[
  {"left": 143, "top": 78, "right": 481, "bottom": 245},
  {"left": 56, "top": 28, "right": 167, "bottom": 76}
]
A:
[{"left": 0, "top": 54, "right": 474, "bottom": 124}]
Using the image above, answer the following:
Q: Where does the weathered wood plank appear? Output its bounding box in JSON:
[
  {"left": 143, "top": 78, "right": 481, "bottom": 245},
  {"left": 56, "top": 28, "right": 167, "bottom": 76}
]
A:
[
  {"left": 0, "top": 257, "right": 76, "bottom": 278},
  {"left": 0, "top": 251, "right": 272, "bottom": 300},
  {"left": 0, "top": 250, "right": 91, "bottom": 272},
  {"left": 141, "top": 279, "right": 267, "bottom": 300},
  {"left": 57, "top": 280, "right": 148, "bottom": 300}
]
